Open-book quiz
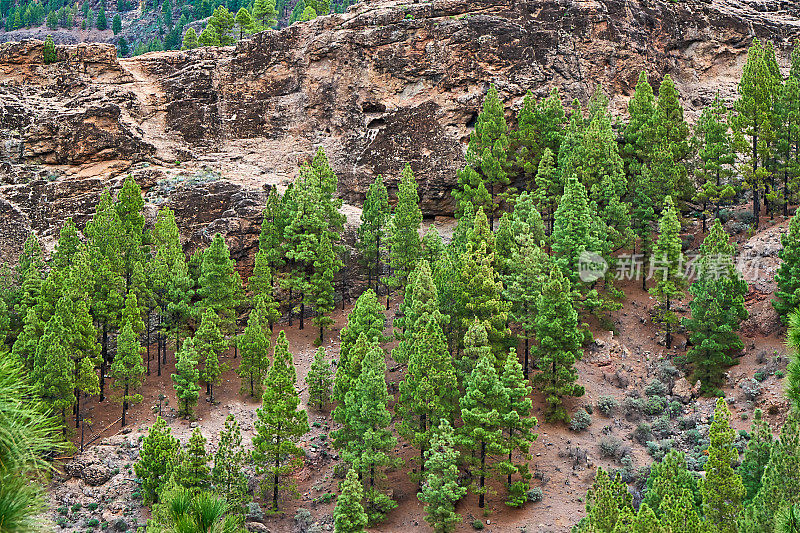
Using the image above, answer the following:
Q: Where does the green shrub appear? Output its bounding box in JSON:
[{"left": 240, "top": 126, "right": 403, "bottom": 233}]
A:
[
  {"left": 527, "top": 487, "right": 543, "bottom": 502},
  {"left": 754, "top": 371, "right": 768, "bottom": 382},
  {"left": 645, "top": 379, "right": 667, "bottom": 397},
  {"left": 599, "top": 436, "right": 623, "bottom": 459},
  {"left": 570, "top": 409, "right": 592, "bottom": 431},
  {"left": 634, "top": 422, "right": 652, "bottom": 444},
  {"left": 623, "top": 397, "right": 644, "bottom": 420},
  {"left": 651, "top": 416, "right": 671, "bottom": 438},
  {"left": 87, "top": 503, "right": 100, "bottom": 511},
  {"left": 472, "top": 520, "right": 485, "bottom": 530},
  {"left": 645, "top": 396, "right": 667, "bottom": 416},
  {"left": 597, "top": 395, "right": 619, "bottom": 416},
  {"left": 43, "top": 35, "right": 58, "bottom": 64},
  {"left": 505, "top": 481, "right": 528, "bottom": 508},
  {"left": 86, "top": 518, "right": 100, "bottom": 527}
]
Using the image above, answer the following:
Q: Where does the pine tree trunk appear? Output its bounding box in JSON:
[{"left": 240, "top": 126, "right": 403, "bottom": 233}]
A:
[
  {"left": 288, "top": 288, "right": 293, "bottom": 326},
  {"left": 375, "top": 234, "right": 381, "bottom": 294},
  {"left": 273, "top": 435, "right": 281, "bottom": 511},
  {"left": 665, "top": 297, "right": 672, "bottom": 349},
  {"left": 299, "top": 298, "right": 305, "bottom": 330},
  {"left": 100, "top": 321, "right": 108, "bottom": 402},
  {"left": 753, "top": 128, "right": 760, "bottom": 226},
  {"left": 479, "top": 440, "right": 486, "bottom": 508},
  {"left": 146, "top": 310, "right": 151, "bottom": 376},
  {"left": 157, "top": 330, "right": 162, "bottom": 377},
  {"left": 524, "top": 336, "right": 529, "bottom": 380},
  {"left": 122, "top": 382, "right": 128, "bottom": 427}
]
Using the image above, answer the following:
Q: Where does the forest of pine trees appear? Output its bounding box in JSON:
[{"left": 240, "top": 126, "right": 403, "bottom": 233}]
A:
[{"left": 7, "top": 36, "right": 800, "bottom": 533}]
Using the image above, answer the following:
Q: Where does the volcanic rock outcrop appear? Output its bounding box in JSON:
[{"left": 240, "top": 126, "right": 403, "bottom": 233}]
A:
[{"left": 2, "top": 0, "right": 800, "bottom": 261}]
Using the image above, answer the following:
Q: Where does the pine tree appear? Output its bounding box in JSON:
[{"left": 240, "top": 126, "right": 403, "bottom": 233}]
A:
[
  {"left": 649, "top": 196, "right": 686, "bottom": 349},
  {"left": 134, "top": 416, "right": 181, "bottom": 504},
  {"left": 532, "top": 267, "right": 584, "bottom": 423},
  {"left": 551, "top": 176, "right": 604, "bottom": 288},
  {"left": 693, "top": 94, "right": 737, "bottom": 230},
  {"left": 43, "top": 34, "right": 57, "bottom": 63},
  {"left": 421, "top": 226, "right": 444, "bottom": 266},
  {"left": 774, "top": 213, "right": 800, "bottom": 321},
  {"left": 236, "top": 305, "right": 271, "bottom": 398},
  {"left": 418, "top": 420, "right": 466, "bottom": 533},
  {"left": 357, "top": 174, "right": 390, "bottom": 293},
  {"left": 209, "top": 5, "right": 235, "bottom": 44},
  {"left": 85, "top": 189, "right": 126, "bottom": 401},
  {"left": 392, "top": 260, "right": 444, "bottom": 365},
  {"left": 95, "top": 2, "right": 106, "bottom": 29},
  {"left": 333, "top": 342, "right": 398, "bottom": 523},
  {"left": 623, "top": 71, "right": 657, "bottom": 182},
  {"left": 457, "top": 342, "right": 509, "bottom": 508},
  {"left": 739, "top": 414, "right": 800, "bottom": 533},
  {"left": 777, "top": 58, "right": 800, "bottom": 218},
  {"left": 311, "top": 232, "right": 340, "bottom": 343},
  {"left": 199, "top": 23, "right": 220, "bottom": 46},
  {"left": 114, "top": 175, "right": 146, "bottom": 287},
  {"left": 684, "top": 220, "right": 748, "bottom": 394},
  {"left": 234, "top": 7, "right": 253, "bottom": 38},
  {"left": 172, "top": 338, "right": 201, "bottom": 418},
  {"left": 307, "top": 347, "right": 332, "bottom": 409},
  {"left": 197, "top": 233, "right": 242, "bottom": 336},
  {"left": 514, "top": 88, "right": 565, "bottom": 191},
  {"left": 182, "top": 27, "right": 199, "bottom": 49},
  {"left": 112, "top": 13, "right": 120, "bottom": 33},
  {"left": 211, "top": 414, "right": 249, "bottom": 515},
  {"left": 738, "top": 409, "right": 774, "bottom": 503},
  {"left": 32, "top": 316, "right": 74, "bottom": 424},
  {"left": 642, "top": 450, "right": 701, "bottom": 517},
  {"left": 789, "top": 309, "right": 800, "bottom": 412},
  {"left": 503, "top": 236, "right": 550, "bottom": 378},
  {"left": 251, "top": 0, "right": 277, "bottom": 29},
  {"left": 532, "top": 148, "right": 560, "bottom": 235},
  {"left": 334, "top": 289, "right": 387, "bottom": 403},
  {"left": 334, "top": 469, "right": 368, "bottom": 533},
  {"left": 11, "top": 308, "right": 43, "bottom": 369},
  {"left": 248, "top": 252, "right": 281, "bottom": 332},
  {"left": 386, "top": 163, "right": 422, "bottom": 293},
  {"left": 258, "top": 188, "right": 287, "bottom": 282},
  {"left": 454, "top": 84, "right": 512, "bottom": 228},
  {"left": 52, "top": 292, "right": 100, "bottom": 428},
  {"left": 251, "top": 330, "right": 309, "bottom": 512},
  {"left": 177, "top": 427, "right": 211, "bottom": 493},
  {"left": 654, "top": 74, "right": 691, "bottom": 203},
  {"left": 194, "top": 308, "right": 227, "bottom": 403},
  {"left": 397, "top": 314, "right": 458, "bottom": 480},
  {"left": 455, "top": 240, "right": 512, "bottom": 359},
  {"left": 282, "top": 149, "right": 345, "bottom": 329},
  {"left": 660, "top": 488, "right": 707, "bottom": 533},
  {"left": 121, "top": 291, "right": 145, "bottom": 336},
  {"left": 499, "top": 350, "right": 537, "bottom": 498},
  {"left": 734, "top": 38, "right": 778, "bottom": 226},
  {"left": 51, "top": 218, "right": 81, "bottom": 271},
  {"left": 581, "top": 469, "right": 633, "bottom": 532},
  {"left": 703, "top": 398, "right": 745, "bottom": 533},
  {"left": 110, "top": 321, "right": 145, "bottom": 427}
]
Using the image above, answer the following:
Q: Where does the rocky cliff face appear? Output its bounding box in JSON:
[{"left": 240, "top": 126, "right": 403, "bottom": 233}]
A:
[{"left": 1, "top": 0, "right": 799, "bottom": 262}]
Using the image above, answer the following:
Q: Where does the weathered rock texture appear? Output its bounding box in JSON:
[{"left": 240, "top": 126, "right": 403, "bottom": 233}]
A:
[{"left": 2, "top": 0, "right": 800, "bottom": 261}]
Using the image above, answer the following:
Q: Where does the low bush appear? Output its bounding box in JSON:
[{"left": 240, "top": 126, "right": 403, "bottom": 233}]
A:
[
  {"left": 570, "top": 409, "right": 592, "bottom": 432},
  {"left": 597, "top": 395, "right": 619, "bottom": 416}
]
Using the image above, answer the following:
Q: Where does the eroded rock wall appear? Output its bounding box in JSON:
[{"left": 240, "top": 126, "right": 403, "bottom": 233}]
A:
[{"left": 1, "top": 0, "right": 799, "bottom": 262}]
